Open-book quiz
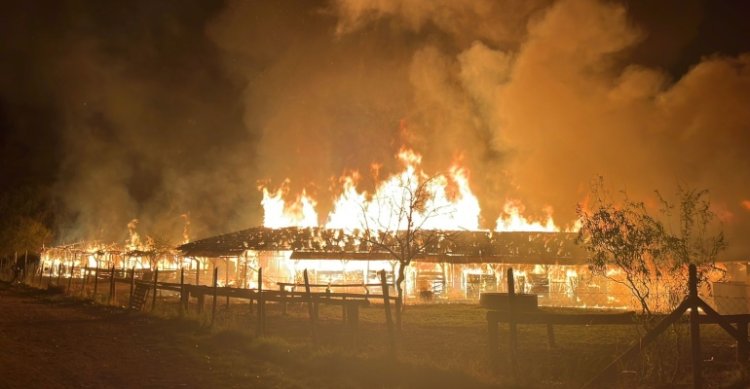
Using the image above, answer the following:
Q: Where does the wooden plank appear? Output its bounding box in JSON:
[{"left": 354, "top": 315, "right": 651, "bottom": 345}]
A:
[{"left": 486, "top": 310, "right": 637, "bottom": 325}]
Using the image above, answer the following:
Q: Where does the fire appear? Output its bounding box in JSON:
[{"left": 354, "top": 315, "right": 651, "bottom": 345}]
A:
[
  {"left": 126, "top": 219, "right": 142, "bottom": 250},
  {"left": 260, "top": 147, "right": 564, "bottom": 232},
  {"left": 260, "top": 182, "right": 319, "bottom": 228},
  {"left": 495, "top": 201, "right": 558, "bottom": 232}
]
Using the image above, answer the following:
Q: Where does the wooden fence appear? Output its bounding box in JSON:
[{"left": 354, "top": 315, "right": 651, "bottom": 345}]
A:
[
  {"left": 3, "top": 261, "right": 402, "bottom": 355},
  {"left": 486, "top": 264, "right": 750, "bottom": 388}
]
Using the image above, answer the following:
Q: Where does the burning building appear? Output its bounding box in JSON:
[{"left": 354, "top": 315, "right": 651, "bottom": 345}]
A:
[{"left": 175, "top": 227, "right": 611, "bottom": 306}]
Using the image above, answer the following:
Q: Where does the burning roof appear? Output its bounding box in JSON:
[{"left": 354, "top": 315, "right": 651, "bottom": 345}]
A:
[{"left": 177, "top": 227, "right": 587, "bottom": 265}]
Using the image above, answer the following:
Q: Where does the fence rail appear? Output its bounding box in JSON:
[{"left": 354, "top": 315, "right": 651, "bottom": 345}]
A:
[{"left": 0, "top": 261, "right": 402, "bottom": 355}]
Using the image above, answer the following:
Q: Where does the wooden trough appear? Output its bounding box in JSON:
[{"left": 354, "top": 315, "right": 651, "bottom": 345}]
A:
[{"left": 479, "top": 292, "right": 538, "bottom": 312}]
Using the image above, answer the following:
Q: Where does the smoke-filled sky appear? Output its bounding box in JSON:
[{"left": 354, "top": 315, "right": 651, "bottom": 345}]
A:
[{"left": 1, "top": 0, "right": 749, "bottom": 256}]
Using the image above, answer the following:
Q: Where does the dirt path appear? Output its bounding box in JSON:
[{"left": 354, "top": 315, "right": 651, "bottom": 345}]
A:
[{"left": 0, "top": 284, "right": 287, "bottom": 389}]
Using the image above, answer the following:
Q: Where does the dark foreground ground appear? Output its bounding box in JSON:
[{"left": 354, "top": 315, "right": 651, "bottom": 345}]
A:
[
  {"left": 2, "top": 280, "right": 749, "bottom": 388},
  {"left": 0, "top": 283, "right": 496, "bottom": 389}
]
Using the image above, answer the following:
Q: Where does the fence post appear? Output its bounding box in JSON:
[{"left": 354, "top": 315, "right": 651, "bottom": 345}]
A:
[
  {"left": 689, "top": 264, "right": 702, "bottom": 389},
  {"left": 211, "top": 267, "right": 218, "bottom": 327},
  {"left": 225, "top": 258, "right": 230, "bottom": 308},
  {"left": 380, "top": 270, "right": 396, "bottom": 357},
  {"left": 56, "top": 263, "right": 63, "bottom": 286},
  {"left": 280, "top": 283, "right": 287, "bottom": 315},
  {"left": 47, "top": 263, "right": 53, "bottom": 288},
  {"left": 67, "top": 265, "right": 74, "bottom": 293},
  {"left": 180, "top": 267, "right": 185, "bottom": 317},
  {"left": 37, "top": 258, "right": 44, "bottom": 286},
  {"left": 256, "top": 268, "right": 264, "bottom": 336},
  {"left": 738, "top": 318, "right": 749, "bottom": 361},
  {"left": 129, "top": 267, "right": 135, "bottom": 304},
  {"left": 81, "top": 267, "right": 88, "bottom": 296},
  {"left": 507, "top": 268, "right": 518, "bottom": 377},
  {"left": 108, "top": 265, "right": 116, "bottom": 304},
  {"left": 93, "top": 265, "right": 100, "bottom": 300},
  {"left": 151, "top": 267, "right": 159, "bottom": 312},
  {"left": 303, "top": 269, "right": 318, "bottom": 345}
]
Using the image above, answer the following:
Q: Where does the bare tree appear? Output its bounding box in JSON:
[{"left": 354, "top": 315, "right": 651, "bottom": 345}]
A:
[
  {"left": 576, "top": 182, "right": 662, "bottom": 315},
  {"left": 656, "top": 187, "right": 726, "bottom": 302},
  {"left": 359, "top": 173, "right": 454, "bottom": 328},
  {"left": 577, "top": 179, "right": 726, "bottom": 315}
]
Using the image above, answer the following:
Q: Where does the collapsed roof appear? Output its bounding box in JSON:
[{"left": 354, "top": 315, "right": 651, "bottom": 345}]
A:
[{"left": 177, "top": 227, "right": 588, "bottom": 265}]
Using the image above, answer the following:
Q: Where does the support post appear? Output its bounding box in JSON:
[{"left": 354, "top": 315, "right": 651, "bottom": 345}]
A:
[
  {"left": 380, "top": 270, "right": 396, "bottom": 357},
  {"left": 689, "top": 264, "right": 702, "bottom": 389},
  {"left": 303, "top": 269, "right": 318, "bottom": 345},
  {"left": 56, "top": 263, "right": 63, "bottom": 286},
  {"left": 507, "top": 268, "right": 518, "bottom": 376},
  {"left": 256, "top": 268, "right": 264, "bottom": 336},
  {"left": 210, "top": 267, "right": 218, "bottom": 327}
]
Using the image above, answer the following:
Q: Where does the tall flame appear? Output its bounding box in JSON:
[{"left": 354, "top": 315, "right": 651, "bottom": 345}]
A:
[
  {"left": 261, "top": 183, "right": 319, "bottom": 228},
  {"left": 494, "top": 201, "right": 558, "bottom": 232},
  {"left": 260, "top": 147, "right": 564, "bottom": 232}
]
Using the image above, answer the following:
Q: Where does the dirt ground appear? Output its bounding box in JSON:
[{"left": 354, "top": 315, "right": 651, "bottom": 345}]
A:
[
  {"left": 0, "top": 283, "right": 498, "bottom": 389},
  {"left": 0, "top": 283, "right": 299, "bottom": 388}
]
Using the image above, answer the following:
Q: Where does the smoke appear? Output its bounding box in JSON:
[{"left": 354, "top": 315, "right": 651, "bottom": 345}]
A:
[
  {"left": 325, "top": 0, "right": 750, "bottom": 256},
  {"left": 1, "top": 1, "right": 259, "bottom": 245},
  {"left": 2, "top": 0, "right": 748, "bottom": 257}
]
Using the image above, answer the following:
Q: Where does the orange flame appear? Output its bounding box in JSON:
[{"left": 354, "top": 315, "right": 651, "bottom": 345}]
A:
[{"left": 260, "top": 147, "right": 566, "bottom": 232}]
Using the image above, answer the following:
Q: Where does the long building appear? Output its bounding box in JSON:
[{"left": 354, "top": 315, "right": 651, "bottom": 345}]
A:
[{"left": 176, "top": 227, "right": 629, "bottom": 307}]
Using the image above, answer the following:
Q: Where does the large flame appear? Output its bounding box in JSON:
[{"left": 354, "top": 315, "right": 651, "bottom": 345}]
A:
[
  {"left": 260, "top": 181, "right": 319, "bottom": 228},
  {"left": 494, "top": 201, "right": 558, "bottom": 232},
  {"left": 260, "top": 147, "right": 564, "bottom": 232}
]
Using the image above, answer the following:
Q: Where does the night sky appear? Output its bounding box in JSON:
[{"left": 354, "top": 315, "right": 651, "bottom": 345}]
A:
[{"left": 1, "top": 0, "right": 749, "bottom": 255}]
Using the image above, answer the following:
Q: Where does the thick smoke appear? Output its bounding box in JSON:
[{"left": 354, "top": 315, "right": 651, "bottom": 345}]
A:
[
  {"left": 326, "top": 0, "right": 750, "bottom": 256},
  {"left": 1, "top": 2, "right": 259, "bottom": 244},
  {"left": 2, "top": 1, "right": 748, "bottom": 257}
]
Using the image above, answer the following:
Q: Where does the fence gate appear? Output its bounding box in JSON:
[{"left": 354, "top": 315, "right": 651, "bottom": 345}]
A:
[{"left": 129, "top": 283, "right": 151, "bottom": 311}]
